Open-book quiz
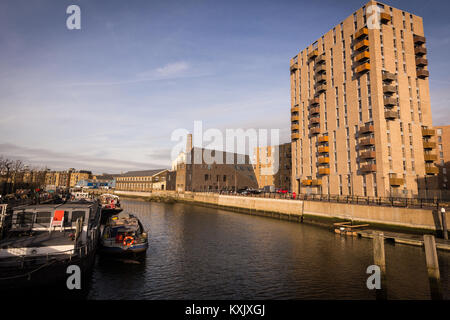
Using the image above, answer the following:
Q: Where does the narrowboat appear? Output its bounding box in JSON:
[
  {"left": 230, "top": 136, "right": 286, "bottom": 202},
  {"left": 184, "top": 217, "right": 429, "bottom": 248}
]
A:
[
  {"left": 0, "top": 201, "right": 102, "bottom": 291},
  {"left": 99, "top": 212, "right": 148, "bottom": 255}
]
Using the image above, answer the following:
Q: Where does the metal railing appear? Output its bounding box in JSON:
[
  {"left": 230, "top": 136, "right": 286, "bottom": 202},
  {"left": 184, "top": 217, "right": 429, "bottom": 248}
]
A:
[{"left": 197, "top": 190, "right": 447, "bottom": 209}]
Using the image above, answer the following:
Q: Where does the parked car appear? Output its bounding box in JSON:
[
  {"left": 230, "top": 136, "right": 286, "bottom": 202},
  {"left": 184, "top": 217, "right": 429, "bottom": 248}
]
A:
[{"left": 276, "top": 189, "right": 289, "bottom": 194}]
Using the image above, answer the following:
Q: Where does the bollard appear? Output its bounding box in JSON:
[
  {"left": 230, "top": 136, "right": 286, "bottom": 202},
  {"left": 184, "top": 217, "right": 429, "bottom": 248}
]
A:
[
  {"left": 373, "top": 232, "right": 387, "bottom": 300},
  {"left": 441, "top": 208, "right": 448, "bottom": 240},
  {"left": 423, "top": 235, "right": 443, "bottom": 300}
]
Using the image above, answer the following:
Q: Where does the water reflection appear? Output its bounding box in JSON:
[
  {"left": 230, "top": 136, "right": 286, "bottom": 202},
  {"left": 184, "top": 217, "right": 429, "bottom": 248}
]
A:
[{"left": 87, "top": 199, "right": 450, "bottom": 300}]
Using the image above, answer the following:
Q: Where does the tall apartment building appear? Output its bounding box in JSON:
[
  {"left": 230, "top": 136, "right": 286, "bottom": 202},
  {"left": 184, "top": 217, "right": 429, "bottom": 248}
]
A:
[
  {"left": 435, "top": 126, "right": 450, "bottom": 193},
  {"left": 253, "top": 143, "right": 292, "bottom": 191},
  {"left": 290, "top": 1, "right": 439, "bottom": 198}
]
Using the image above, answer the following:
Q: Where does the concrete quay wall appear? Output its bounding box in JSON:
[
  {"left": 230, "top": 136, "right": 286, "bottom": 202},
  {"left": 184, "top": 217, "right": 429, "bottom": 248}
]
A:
[{"left": 111, "top": 190, "right": 449, "bottom": 232}]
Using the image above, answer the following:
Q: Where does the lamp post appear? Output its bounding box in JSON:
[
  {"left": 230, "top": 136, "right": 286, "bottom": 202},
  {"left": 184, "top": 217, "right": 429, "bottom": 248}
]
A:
[{"left": 441, "top": 207, "right": 448, "bottom": 240}]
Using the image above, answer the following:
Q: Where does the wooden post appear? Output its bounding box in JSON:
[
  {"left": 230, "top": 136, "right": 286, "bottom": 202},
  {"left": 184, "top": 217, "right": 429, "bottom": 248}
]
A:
[
  {"left": 441, "top": 208, "right": 448, "bottom": 240},
  {"left": 300, "top": 200, "right": 305, "bottom": 223},
  {"left": 373, "top": 232, "right": 387, "bottom": 300},
  {"left": 423, "top": 235, "right": 443, "bottom": 300}
]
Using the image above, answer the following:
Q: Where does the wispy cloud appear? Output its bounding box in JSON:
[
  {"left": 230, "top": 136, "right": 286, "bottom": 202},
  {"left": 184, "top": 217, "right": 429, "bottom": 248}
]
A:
[{"left": 155, "top": 61, "right": 190, "bottom": 77}]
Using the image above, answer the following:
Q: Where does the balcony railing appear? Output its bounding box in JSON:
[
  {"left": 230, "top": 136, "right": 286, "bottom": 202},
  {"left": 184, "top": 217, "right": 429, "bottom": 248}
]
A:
[
  {"left": 354, "top": 39, "right": 369, "bottom": 51},
  {"left": 385, "top": 110, "right": 398, "bottom": 120},
  {"left": 291, "top": 106, "right": 300, "bottom": 114},
  {"left": 318, "top": 135, "right": 328, "bottom": 144},
  {"left": 355, "top": 62, "right": 370, "bottom": 74},
  {"left": 291, "top": 115, "right": 299, "bottom": 121},
  {"left": 422, "top": 128, "right": 436, "bottom": 137},
  {"left": 308, "top": 50, "right": 318, "bottom": 60},
  {"left": 355, "top": 51, "right": 370, "bottom": 62},
  {"left": 413, "top": 35, "right": 426, "bottom": 45},
  {"left": 318, "top": 168, "right": 330, "bottom": 175},
  {"left": 424, "top": 154, "right": 438, "bottom": 162},
  {"left": 416, "top": 58, "right": 428, "bottom": 67},
  {"left": 291, "top": 123, "right": 299, "bottom": 130},
  {"left": 414, "top": 46, "right": 427, "bottom": 56},
  {"left": 310, "top": 127, "right": 320, "bottom": 135},
  {"left": 309, "top": 106, "right": 320, "bottom": 115},
  {"left": 309, "top": 97, "right": 320, "bottom": 105},
  {"left": 359, "top": 124, "right": 374, "bottom": 135},
  {"left": 318, "top": 157, "right": 330, "bottom": 164},
  {"left": 315, "top": 64, "right": 326, "bottom": 74},
  {"left": 302, "top": 179, "right": 312, "bottom": 186},
  {"left": 311, "top": 179, "right": 322, "bottom": 186},
  {"left": 389, "top": 177, "right": 405, "bottom": 186},
  {"left": 383, "top": 85, "right": 396, "bottom": 94},
  {"left": 380, "top": 13, "right": 391, "bottom": 23},
  {"left": 425, "top": 166, "right": 439, "bottom": 175},
  {"left": 360, "top": 150, "right": 376, "bottom": 159},
  {"left": 315, "top": 84, "right": 327, "bottom": 93},
  {"left": 384, "top": 97, "right": 397, "bottom": 107},
  {"left": 382, "top": 71, "right": 396, "bottom": 82},
  {"left": 417, "top": 69, "right": 429, "bottom": 79},
  {"left": 355, "top": 27, "right": 368, "bottom": 40},
  {"left": 290, "top": 63, "right": 299, "bottom": 72},
  {"left": 423, "top": 141, "right": 436, "bottom": 149},
  {"left": 315, "top": 74, "right": 327, "bottom": 83},
  {"left": 310, "top": 117, "right": 320, "bottom": 125},
  {"left": 318, "top": 146, "right": 329, "bottom": 153},
  {"left": 291, "top": 132, "right": 299, "bottom": 140},
  {"left": 315, "top": 53, "right": 326, "bottom": 64},
  {"left": 360, "top": 138, "right": 375, "bottom": 146},
  {"left": 361, "top": 164, "right": 376, "bottom": 173}
]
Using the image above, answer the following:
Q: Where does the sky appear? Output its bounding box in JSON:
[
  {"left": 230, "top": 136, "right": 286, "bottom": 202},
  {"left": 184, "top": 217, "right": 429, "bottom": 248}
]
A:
[{"left": 0, "top": 0, "right": 449, "bottom": 174}]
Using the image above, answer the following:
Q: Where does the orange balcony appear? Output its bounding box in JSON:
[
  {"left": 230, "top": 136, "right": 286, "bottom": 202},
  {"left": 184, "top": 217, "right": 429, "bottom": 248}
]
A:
[
  {"left": 424, "top": 153, "right": 438, "bottom": 162},
  {"left": 355, "top": 51, "right": 370, "bottom": 62},
  {"left": 310, "top": 127, "right": 320, "bottom": 135},
  {"left": 309, "top": 106, "right": 320, "bottom": 115},
  {"left": 415, "top": 46, "right": 427, "bottom": 56},
  {"left": 413, "top": 35, "right": 426, "bottom": 45},
  {"left": 291, "top": 106, "right": 300, "bottom": 114},
  {"left": 308, "top": 49, "right": 318, "bottom": 60},
  {"left": 359, "top": 124, "right": 374, "bottom": 135},
  {"left": 385, "top": 110, "right": 398, "bottom": 120},
  {"left": 422, "top": 128, "right": 436, "bottom": 137},
  {"left": 318, "top": 157, "right": 330, "bottom": 164},
  {"left": 291, "top": 132, "right": 299, "bottom": 140},
  {"left": 355, "top": 63, "right": 370, "bottom": 74},
  {"left": 291, "top": 123, "right": 299, "bottom": 130},
  {"left": 309, "top": 97, "right": 320, "bottom": 106},
  {"left": 318, "top": 146, "right": 329, "bottom": 153},
  {"left": 425, "top": 166, "right": 439, "bottom": 175},
  {"left": 310, "top": 117, "right": 320, "bottom": 125},
  {"left": 302, "top": 179, "right": 312, "bottom": 186},
  {"left": 416, "top": 58, "right": 428, "bottom": 67},
  {"left": 290, "top": 63, "right": 299, "bottom": 73},
  {"left": 361, "top": 164, "right": 376, "bottom": 173},
  {"left": 311, "top": 179, "right": 322, "bottom": 186},
  {"left": 318, "top": 135, "right": 329, "bottom": 144},
  {"left": 315, "top": 53, "right": 326, "bottom": 64},
  {"left": 355, "top": 27, "right": 368, "bottom": 40},
  {"left": 360, "top": 138, "right": 375, "bottom": 146},
  {"left": 318, "top": 168, "right": 330, "bottom": 175},
  {"left": 382, "top": 71, "right": 396, "bottom": 82},
  {"left": 315, "top": 64, "right": 326, "bottom": 74},
  {"left": 380, "top": 13, "right": 391, "bottom": 23},
  {"left": 423, "top": 141, "right": 436, "bottom": 149},
  {"left": 384, "top": 97, "right": 397, "bottom": 107},
  {"left": 315, "top": 83, "right": 327, "bottom": 93},
  {"left": 383, "top": 85, "right": 396, "bottom": 94},
  {"left": 315, "top": 74, "right": 327, "bottom": 83},
  {"left": 417, "top": 69, "right": 429, "bottom": 79},
  {"left": 389, "top": 177, "right": 405, "bottom": 186},
  {"left": 291, "top": 115, "right": 299, "bottom": 121},
  {"left": 354, "top": 39, "right": 369, "bottom": 51},
  {"left": 360, "top": 150, "right": 376, "bottom": 159}
]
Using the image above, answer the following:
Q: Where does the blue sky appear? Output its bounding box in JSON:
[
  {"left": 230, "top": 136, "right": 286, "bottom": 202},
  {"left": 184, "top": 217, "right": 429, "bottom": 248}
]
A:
[{"left": 0, "top": 0, "right": 449, "bottom": 173}]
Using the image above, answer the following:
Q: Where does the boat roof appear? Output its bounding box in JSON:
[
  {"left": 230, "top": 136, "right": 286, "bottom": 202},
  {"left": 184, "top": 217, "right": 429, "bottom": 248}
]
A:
[
  {"left": 14, "top": 202, "right": 97, "bottom": 211},
  {"left": 107, "top": 213, "right": 140, "bottom": 231}
]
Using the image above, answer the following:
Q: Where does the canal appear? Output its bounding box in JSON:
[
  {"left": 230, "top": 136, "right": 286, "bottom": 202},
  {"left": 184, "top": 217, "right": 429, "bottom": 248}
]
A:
[{"left": 87, "top": 199, "right": 450, "bottom": 300}]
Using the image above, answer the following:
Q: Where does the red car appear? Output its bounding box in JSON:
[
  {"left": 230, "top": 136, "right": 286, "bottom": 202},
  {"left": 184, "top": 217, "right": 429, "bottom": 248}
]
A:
[{"left": 276, "top": 189, "right": 289, "bottom": 194}]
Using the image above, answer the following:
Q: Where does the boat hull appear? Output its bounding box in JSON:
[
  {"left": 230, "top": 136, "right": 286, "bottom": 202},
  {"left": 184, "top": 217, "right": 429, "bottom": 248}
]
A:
[{"left": 98, "top": 242, "right": 148, "bottom": 255}]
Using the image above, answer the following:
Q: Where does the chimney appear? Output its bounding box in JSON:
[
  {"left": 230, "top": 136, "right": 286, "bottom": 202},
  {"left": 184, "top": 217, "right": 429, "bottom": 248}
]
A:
[{"left": 186, "top": 133, "right": 193, "bottom": 153}]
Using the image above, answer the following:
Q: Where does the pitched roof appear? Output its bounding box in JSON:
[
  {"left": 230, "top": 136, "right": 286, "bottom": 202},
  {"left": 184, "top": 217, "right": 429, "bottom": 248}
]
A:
[{"left": 117, "top": 169, "right": 168, "bottom": 177}]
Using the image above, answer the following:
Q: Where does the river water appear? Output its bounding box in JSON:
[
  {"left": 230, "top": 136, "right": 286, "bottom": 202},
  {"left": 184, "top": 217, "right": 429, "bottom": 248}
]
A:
[{"left": 86, "top": 199, "right": 449, "bottom": 300}]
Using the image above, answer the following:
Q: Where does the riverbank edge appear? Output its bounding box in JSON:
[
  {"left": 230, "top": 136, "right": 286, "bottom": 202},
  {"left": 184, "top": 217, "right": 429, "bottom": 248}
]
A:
[{"left": 104, "top": 191, "right": 450, "bottom": 251}]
